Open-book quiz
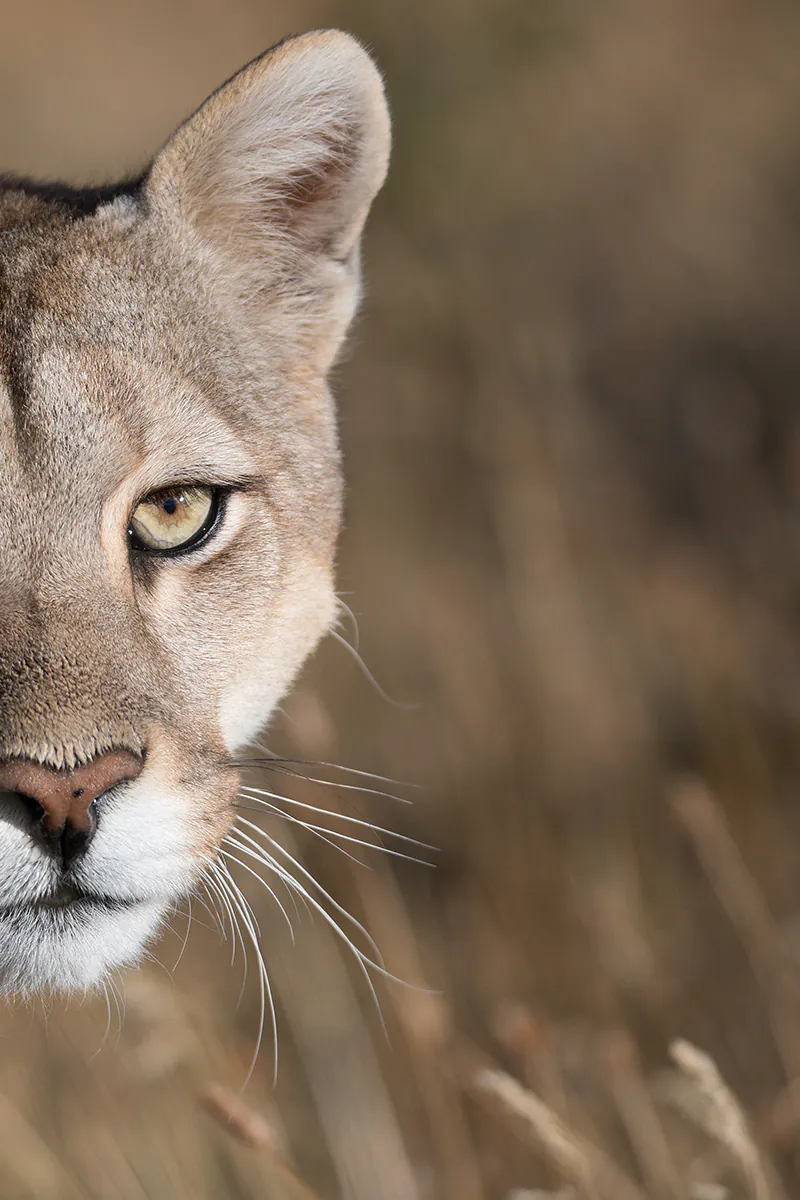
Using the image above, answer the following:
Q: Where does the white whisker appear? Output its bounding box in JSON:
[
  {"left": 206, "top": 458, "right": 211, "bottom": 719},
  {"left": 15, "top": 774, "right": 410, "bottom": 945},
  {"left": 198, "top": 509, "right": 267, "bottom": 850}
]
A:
[
  {"left": 240, "top": 747, "right": 417, "bottom": 791},
  {"left": 225, "top": 826, "right": 417, "bottom": 1007},
  {"left": 239, "top": 785, "right": 435, "bottom": 850},
  {"left": 171, "top": 894, "right": 194, "bottom": 971},
  {"left": 215, "top": 860, "right": 262, "bottom": 941},
  {"left": 223, "top": 830, "right": 386, "bottom": 1035},
  {"left": 258, "top": 766, "right": 414, "bottom": 806},
  {"left": 218, "top": 849, "right": 295, "bottom": 944},
  {"left": 231, "top": 820, "right": 385, "bottom": 964},
  {"left": 106, "top": 976, "right": 126, "bottom": 1043},
  {"left": 335, "top": 596, "right": 361, "bottom": 651},
  {"left": 236, "top": 793, "right": 433, "bottom": 866},
  {"left": 236, "top": 797, "right": 371, "bottom": 868},
  {"left": 203, "top": 870, "right": 239, "bottom": 968},
  {"left": 329, "top": 628, "right": 416, "bottom": 709},
  {"left": 207, "top": 865, "right": 250, "bottom": 1005},
  {"left": 188, "top": 886, "right": 229, "bottom": 939},
  {"left": 214, "top": 863, "right": 277, "bottom": 1088},
  {"left": 93, "top": 979, "right": 113, "bottom": 1057}
]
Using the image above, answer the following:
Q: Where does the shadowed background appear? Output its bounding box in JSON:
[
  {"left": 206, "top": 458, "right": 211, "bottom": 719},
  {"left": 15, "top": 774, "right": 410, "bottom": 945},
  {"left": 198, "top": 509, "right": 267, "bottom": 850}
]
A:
[{"left": 3, "top": 1, "right": 800, "bottom": 1197}]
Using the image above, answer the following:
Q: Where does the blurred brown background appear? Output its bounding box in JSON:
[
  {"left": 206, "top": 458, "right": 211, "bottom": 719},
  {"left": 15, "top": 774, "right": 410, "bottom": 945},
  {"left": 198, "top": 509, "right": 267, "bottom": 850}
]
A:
[{"left": 4, "top": 1, "right": 800, "bottom": 1197}]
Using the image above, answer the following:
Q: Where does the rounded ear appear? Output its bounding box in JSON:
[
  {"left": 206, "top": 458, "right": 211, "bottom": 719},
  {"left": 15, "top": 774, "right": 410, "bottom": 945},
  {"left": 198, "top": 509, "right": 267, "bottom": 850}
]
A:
[{"left": 145, "top": 31, "right": 390, "bottom": 361}]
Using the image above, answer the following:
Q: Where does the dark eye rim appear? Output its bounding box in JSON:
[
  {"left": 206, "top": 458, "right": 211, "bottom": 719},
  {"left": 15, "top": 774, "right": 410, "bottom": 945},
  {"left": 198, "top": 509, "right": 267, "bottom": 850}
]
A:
[{"left": 127, "top": 486, "right": 227, "bottom": 559}]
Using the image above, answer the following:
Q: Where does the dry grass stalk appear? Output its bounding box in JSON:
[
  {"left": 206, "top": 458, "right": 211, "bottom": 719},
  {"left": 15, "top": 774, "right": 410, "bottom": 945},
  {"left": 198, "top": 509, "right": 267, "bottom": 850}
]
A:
[
  {"left": 601, "top": 1029, "right": 684, "bottom": 1200},
  {"left": 493, "top": 1003, "right": 569, "bottom": 1114},
  {"left": 268, "top": 895, "right": 422, "bottom": 1200},
  {"left": 123, "top": 973, "right": 200, "bottom": 1080},
  {"left": 492, "top": 1006, "right": 621, "bottom": 1162},
  {"left": 354, "top": 860, "right": 486, "bottom": 1199},
  {"left": 200, "top": 1083, "right": 281, "bottom": 1152},
  {"left": 759, "top": 1077, "right": 800, "bottom": 1150},
  {"left": 666, "top": 1039, "right": 784, "bottom": 1200},
  {"left": 669, "top": 777, "right": 800, "bottom": 1085},
  {"left": 469, "top": 1065, "right": 647, "bottom": 1200},
  {"left": 506, "top": 1190, "right": 578, "bottom": 1199},
  {"left": 0, "top": 1092, "right": 79, "bottom": 1200},
  {"left": 200, "top": 1083, "right": 321, "bottom": 1200},
  {"left": 668, "top": 778, "right": 781, "bottom": 957}
]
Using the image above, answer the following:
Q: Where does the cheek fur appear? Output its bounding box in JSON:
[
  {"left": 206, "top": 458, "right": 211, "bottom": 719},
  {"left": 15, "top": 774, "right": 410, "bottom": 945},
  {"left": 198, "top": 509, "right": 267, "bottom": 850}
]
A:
[{"left": 218, "top": 561, "right": 338, "bottom": 751}]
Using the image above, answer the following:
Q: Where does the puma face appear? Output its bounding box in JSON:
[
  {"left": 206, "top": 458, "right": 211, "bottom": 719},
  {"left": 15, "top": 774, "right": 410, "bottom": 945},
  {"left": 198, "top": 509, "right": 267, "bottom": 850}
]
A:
[{"left": 0, "top": 31, "right": 390, "bottom": 994}]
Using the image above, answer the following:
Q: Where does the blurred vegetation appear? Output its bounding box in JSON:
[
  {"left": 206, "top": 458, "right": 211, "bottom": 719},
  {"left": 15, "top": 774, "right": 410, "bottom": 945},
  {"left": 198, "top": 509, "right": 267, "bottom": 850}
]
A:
[{"left": 4, "top": 0, "right": 800, "bottom": 1196}]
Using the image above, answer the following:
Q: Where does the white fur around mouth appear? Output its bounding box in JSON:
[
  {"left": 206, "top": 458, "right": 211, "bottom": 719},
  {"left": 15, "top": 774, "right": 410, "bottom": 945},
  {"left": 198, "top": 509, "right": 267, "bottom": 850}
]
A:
[{"left": 0, "top": 895, "right": 169, "bottom": 995}]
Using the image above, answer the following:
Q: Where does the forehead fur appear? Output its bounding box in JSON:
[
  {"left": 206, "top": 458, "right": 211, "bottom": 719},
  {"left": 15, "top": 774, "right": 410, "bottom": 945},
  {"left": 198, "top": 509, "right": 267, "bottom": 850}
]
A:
[{"left": 0, "top": 200, "right": 282, "bottom": 476}]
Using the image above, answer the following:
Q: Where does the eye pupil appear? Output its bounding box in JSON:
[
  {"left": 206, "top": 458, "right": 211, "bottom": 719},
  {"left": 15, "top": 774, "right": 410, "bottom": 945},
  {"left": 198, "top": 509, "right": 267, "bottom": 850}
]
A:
[{"left": 163, "top": 497, "right": 178, "bottom": 516}]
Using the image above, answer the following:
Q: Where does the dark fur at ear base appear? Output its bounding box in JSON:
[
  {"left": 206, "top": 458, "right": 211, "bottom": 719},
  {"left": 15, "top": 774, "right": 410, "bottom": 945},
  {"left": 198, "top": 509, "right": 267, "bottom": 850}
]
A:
[{"left": 0, "top": 174, "right": 145, "bottom": 219}]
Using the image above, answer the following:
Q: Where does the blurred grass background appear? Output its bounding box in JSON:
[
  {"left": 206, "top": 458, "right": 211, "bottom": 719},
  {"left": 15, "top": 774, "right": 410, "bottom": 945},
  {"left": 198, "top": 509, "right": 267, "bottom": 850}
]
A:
[{"left": 4, "top": 0, "right": 800, "bottom": 1196}]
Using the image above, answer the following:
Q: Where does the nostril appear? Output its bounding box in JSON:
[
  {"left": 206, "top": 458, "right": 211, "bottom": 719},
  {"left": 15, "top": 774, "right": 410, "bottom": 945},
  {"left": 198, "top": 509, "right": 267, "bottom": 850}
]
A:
[
  {"left": 60, "top": 802, "right": 98, "bottom": 865},
  {"left": 14, "top": 792, "right": 46, "bottom": 826}
]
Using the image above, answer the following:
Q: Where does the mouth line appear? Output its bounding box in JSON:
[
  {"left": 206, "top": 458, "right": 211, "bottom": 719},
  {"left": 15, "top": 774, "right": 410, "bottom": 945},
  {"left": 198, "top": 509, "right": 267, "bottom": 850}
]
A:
[{"left": 0, "top": 888, "right": 144, "bottom": 915}]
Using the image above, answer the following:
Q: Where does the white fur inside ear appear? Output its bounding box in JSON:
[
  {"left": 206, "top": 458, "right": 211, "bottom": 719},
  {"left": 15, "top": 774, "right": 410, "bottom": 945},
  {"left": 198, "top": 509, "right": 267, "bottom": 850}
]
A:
[{"left": 149, "top": 31, "right": 390, "bottom": 264}]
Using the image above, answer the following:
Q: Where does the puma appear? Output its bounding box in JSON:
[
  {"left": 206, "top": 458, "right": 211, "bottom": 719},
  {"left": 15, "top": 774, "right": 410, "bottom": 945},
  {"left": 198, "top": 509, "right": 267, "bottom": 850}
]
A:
[{"left": 0, "top": 31, "right": 390, "bottom": 994}]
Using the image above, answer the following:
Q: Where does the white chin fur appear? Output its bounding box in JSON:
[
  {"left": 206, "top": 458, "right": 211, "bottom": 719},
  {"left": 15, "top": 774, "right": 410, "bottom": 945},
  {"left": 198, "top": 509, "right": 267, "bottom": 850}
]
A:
[{"left": 0, "top": 899, "right": 167, "bottom": 997}]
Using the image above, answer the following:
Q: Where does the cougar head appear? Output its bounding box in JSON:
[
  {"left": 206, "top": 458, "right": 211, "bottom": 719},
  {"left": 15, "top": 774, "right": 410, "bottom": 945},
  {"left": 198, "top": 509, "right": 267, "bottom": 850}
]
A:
[{"left": 0, "top": 31, "right": 390, "bottom": 994}]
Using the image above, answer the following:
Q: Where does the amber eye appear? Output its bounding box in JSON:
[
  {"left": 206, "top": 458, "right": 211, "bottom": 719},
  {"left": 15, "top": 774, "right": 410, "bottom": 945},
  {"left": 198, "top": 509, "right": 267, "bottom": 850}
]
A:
[{"left": 128, "top": 486, "right": 221, "bottom": 555}]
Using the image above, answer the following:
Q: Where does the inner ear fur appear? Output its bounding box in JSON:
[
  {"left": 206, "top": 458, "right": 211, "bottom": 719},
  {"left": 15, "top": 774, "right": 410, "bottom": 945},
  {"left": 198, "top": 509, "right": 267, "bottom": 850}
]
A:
[{"left": 145, "top": 31, "right": 390, "bottom": 351}]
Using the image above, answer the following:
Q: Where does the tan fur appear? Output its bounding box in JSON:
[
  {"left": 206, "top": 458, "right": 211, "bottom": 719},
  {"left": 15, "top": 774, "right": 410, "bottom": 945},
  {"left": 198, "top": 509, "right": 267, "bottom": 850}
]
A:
[{"left": 0, "top": 30, "right": 390, "bottom": 993}]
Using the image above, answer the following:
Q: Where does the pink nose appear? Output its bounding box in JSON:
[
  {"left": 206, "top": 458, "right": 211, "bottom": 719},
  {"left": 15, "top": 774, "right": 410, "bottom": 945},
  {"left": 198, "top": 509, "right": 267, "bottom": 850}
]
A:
[{"left": 0, "top": 751, "right": 143, "bottom": 861}]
